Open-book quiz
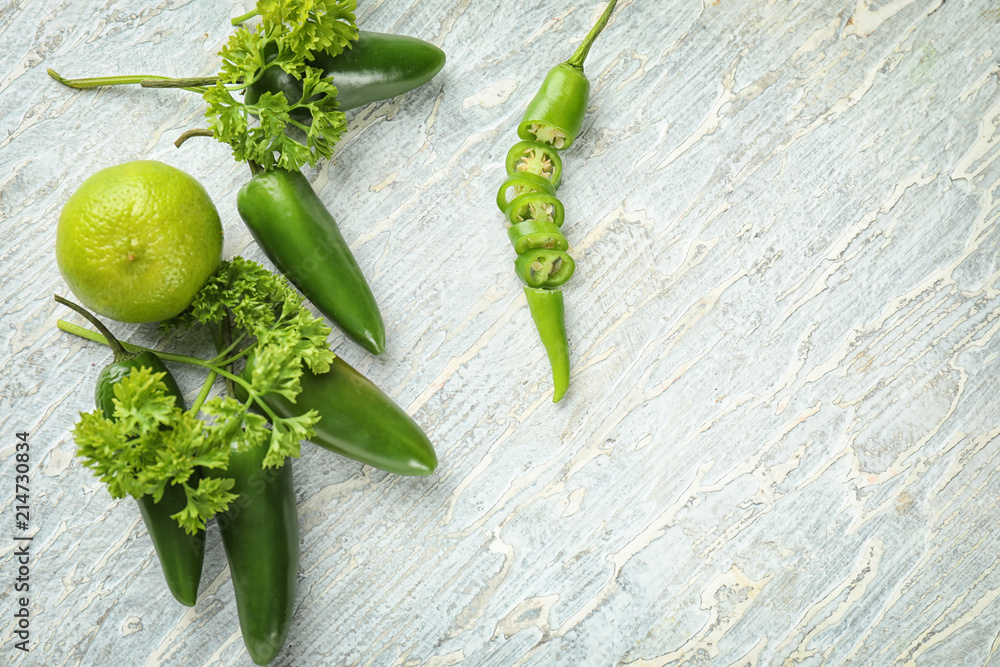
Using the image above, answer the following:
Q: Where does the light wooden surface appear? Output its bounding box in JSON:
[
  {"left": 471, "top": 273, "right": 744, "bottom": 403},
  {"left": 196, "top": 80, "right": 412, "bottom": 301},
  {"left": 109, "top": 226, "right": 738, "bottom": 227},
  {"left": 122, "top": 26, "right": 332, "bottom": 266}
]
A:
[{"left": 3, "top": 0, "right": 1000, "bottom": 665}]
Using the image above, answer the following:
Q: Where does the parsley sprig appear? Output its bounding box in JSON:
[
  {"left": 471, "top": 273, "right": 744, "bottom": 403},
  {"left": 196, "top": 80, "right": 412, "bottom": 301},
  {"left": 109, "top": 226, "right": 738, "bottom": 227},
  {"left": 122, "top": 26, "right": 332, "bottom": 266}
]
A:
[
  {"left": 60, "top": 258, "right": 336, "bottom": 533},
  {"left": 205, "top": 0, "right": 359, "bottom": 170}
]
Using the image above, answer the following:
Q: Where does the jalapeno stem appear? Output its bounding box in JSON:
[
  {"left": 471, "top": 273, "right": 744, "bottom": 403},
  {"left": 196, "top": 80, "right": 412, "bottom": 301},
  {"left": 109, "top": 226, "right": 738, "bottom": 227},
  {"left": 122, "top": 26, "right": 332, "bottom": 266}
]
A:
[
  {"left": 141, "top": 76, "right": 219, "bottom": 89},
  {"left": 47, "top": 69, "right": 210, "bottom": 94},
  {"left": 53, "top": 296, "right": 131, "bottom": 362},
  {"left": 175, "top": 128, "right": 215, "bottom": 148},
  {"left": 565, "top": 0, "right": 619, "bottom": 71},
  {"left": 56, "top": 319, "right": 286, "bottom": 426}
]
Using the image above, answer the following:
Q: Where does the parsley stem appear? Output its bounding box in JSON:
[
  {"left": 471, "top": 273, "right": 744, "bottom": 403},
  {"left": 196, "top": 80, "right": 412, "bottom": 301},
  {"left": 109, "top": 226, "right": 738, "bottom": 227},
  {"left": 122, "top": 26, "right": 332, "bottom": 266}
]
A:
[
  {"left": 57, "top": 319, "right": 285, "bottom": 425},
  {"left": 215, "top": 347, "right": 253, "bottom": 369},
  {"left": 190, "top": 370, "right": 218, "bottom": 414},
  {"left": 231, "top": 8, "right": 259, "bottom": 25},
  {"left": 211, "top": 332, "right": 249, "bottom": 366}
]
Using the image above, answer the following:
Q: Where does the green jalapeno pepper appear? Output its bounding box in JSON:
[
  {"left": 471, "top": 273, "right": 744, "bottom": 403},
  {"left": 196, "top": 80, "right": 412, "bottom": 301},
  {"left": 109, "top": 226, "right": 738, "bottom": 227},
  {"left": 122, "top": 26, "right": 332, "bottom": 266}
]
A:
[
  {"left": 517, "top": 1, "right": 617, "bottom": 150},
  {"left": 237, "top": 354, "right": 437, "bottom": 476},
  {"left": 506, "top": 140, "right": 563, "bottom": 188},
  {"left": 51, "top": 32, "right": 445, "bottom": 119},
  {"left": 246, "top": 31, "right": 445, "bottom": 116},
  {"left": 207, "top": 443, "right": 298, "bottom": 666},
  {"left": 496, "top": 0, "right": 619, "bottom": 402},
  {"left": 55, "top": 296, "right": 205, "bottom": 607},
  {"left": 518, "top": 64, "right": 591, "bottom": 150},
  {"left": 237, "top": 167, "right": 385, "bottom": 355}
]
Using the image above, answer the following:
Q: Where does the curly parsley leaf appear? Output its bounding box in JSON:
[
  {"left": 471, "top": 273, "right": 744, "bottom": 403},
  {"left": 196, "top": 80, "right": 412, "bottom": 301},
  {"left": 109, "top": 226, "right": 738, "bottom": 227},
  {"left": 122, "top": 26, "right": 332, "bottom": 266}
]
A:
[
  {"left": 205, "top": 0, "right": 357, "bottom": 170},
  {"left": 164, "top": 257, "right": 335, "bottom": 468},
  {"left": 258, "top": 0, "right": 358, "bottom": 64},
  {"left": 72, "top": 367, "right": 240, "bottom": 534}
]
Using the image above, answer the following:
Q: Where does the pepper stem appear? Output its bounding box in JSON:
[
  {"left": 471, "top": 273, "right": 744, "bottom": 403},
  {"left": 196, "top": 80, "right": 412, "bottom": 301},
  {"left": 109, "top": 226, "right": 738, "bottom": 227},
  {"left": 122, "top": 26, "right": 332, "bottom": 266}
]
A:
[
  {"left": 175, "top": 128, "right": 215, "bottom": 148},
  {"left": 53, "top": 296, "right": 132, "bottom": 362},
  {"left": 57, "top": 319, "right": 287, "bottom": 425},
  {"left": 47, "top": 69, "right": 212, "bottom": 94},
  {"left": 140, "top": 76, "right": 219, "bottom": 89},
  {"left": 565, "top": 0, "right": 619, "bottom": 71}
]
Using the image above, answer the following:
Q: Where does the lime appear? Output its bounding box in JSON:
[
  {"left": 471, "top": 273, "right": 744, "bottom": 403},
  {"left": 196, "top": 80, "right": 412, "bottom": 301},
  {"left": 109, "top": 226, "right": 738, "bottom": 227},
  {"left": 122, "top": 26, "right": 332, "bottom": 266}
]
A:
[{"left": 56, "top": 160, "right": 223, "bottom": 323}]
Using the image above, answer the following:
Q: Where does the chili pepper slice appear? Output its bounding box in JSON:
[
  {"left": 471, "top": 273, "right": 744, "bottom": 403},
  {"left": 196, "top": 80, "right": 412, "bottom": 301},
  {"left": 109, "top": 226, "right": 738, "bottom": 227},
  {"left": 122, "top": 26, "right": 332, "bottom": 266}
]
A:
[
  {"left": 505, "top": 191, "right": 565, "bottom": 227},
  {"left": 496, "top": 171, "right": 557, "bottom": 214},
  {"left": 57, "top": 295, "right": 205, "bottom": 607},
  {"left": 238, "top": 354, "right": 437, "bottom": 477},
  {"left": 507, "top": 220, "right": 569, "bottom": 255},
  {"left": 237, "top": 168, "right": 386, "bottom": 355},
  {"left": 207, "top": 443, "right": 298, "bottom": 666},
  {"left": 515, "top": 249, "right": 576, "bottom": 288},
  {"left": 505, "top": 140, "right": 563, "bottom": 188},
  {"left": 523, "top": 287, "right": 570, "bottom": 403}
]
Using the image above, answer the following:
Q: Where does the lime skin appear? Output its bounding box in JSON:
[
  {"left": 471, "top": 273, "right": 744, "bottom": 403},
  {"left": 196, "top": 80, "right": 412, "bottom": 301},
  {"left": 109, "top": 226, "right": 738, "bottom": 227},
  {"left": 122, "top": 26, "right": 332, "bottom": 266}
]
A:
[{"left": 56, "top": 160, "right": 222, "bottom": 323}]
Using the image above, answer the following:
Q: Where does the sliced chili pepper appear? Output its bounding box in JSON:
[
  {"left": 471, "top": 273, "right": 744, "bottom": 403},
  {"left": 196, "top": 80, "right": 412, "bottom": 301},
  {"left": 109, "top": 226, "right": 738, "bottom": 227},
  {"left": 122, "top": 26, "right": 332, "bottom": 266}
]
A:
[
  {"left": 505, "top": 140, "right": 563, "bottom": 188},
  {"left": 495, "top": 171, "right": 557, "bottom": 214},
  {"left": 237, "top": 168, "right": 386, "bottom": 355},
  {"left": 245, "top": 31, "right": 447, "bottom": 117},
  {"left": 207, "top": 443, "right": 298, "bottom": 666},
  {"left": 497, "top": 0, "right": 619, "bottom": 401},
  {"left": 56, "top": 296, "right": 205, "bottom": 607},
  {"left": 505, "top": 191, "right": 565, "bottom": 226},
  {"left": 523, "top": 287, "right": 570, "bottom": 403},
  {"left": 238, "top": 354, "right": 437, "bottom": 477},
  {"left": 515, "top": 249, "right": 576, "bottom": 288},
  {"left": 507, "top": 220, "right": 569, "bottom": 255}
]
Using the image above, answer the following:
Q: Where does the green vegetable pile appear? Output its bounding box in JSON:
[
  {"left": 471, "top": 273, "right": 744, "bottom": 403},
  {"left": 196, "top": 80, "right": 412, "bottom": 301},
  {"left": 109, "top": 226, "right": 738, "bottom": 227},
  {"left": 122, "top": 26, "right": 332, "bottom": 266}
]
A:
[
  {"left": 68, "top": 258, "right": 332, "bottom": 534},
  {"left": 51, "top": 1, "right": 446, "bottom": 664},
  {"left": 51, "top": 0, "right": 446, "bottom": 355}
]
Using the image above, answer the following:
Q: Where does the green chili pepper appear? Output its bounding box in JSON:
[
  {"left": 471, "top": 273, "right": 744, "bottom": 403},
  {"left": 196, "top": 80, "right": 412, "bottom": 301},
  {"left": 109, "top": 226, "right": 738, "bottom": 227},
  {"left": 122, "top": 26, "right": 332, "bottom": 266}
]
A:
[
  {"left": 496, "top": 171, "right": 557, "bottom": 213},
  {"left": 523, "top": 288, "right": 570, "bottom": 403},
  {"left": 238, "top": 354, "right": 437, "bottom": 477},
  {"left": 506, "top": 140, "right": 563, "bottom": 188},
  {"left": 507, "top": 220, "right": 569, "bottom": 255},
  {"left": 505, "top": 191, "right": 565, "bottom": 226},
  {"left": 237, "top": 167, "right": 385, "bottom": 355},
  {"left": 207, "top": 443, "right": 298, "bottom": 666},
  {"left": 246, "top": 31, "right": 445, "bottom": 117},
  {"left": 51, "top": 32, "right": 445, "bottom": 118},
  {"left": 497, "top": 0, "right": 619, "bottom": 402},
  {"left": 55, "top": 296, "right": 205, "bottom": 607},
  {"left": 515, "top": 249, "right": 576, "bottom": 288},
  {"left": 517, "top": 0, "right": 618, "bottom": 150}
]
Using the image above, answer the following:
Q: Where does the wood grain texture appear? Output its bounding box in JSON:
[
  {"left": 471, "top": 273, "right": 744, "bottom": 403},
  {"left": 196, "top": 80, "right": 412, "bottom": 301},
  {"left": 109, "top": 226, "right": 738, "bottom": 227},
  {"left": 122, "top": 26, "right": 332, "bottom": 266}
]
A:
[{"left": 3, "top": 0, "right": 1000, "bottom": 665}]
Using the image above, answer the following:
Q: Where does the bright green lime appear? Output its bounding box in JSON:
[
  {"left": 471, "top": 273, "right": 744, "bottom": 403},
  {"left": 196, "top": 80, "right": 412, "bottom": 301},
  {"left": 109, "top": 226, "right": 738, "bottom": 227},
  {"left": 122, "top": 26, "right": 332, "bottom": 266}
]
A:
[{"left": 56, "top": 160, "right": 222, "bottom": 323}]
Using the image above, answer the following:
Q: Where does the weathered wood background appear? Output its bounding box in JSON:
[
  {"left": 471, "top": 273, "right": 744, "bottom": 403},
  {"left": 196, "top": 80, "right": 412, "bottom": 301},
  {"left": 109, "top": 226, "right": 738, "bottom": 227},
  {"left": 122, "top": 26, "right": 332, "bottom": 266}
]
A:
[{"left": 3, "top": 0, "right": 1000, "bottom": 665}]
